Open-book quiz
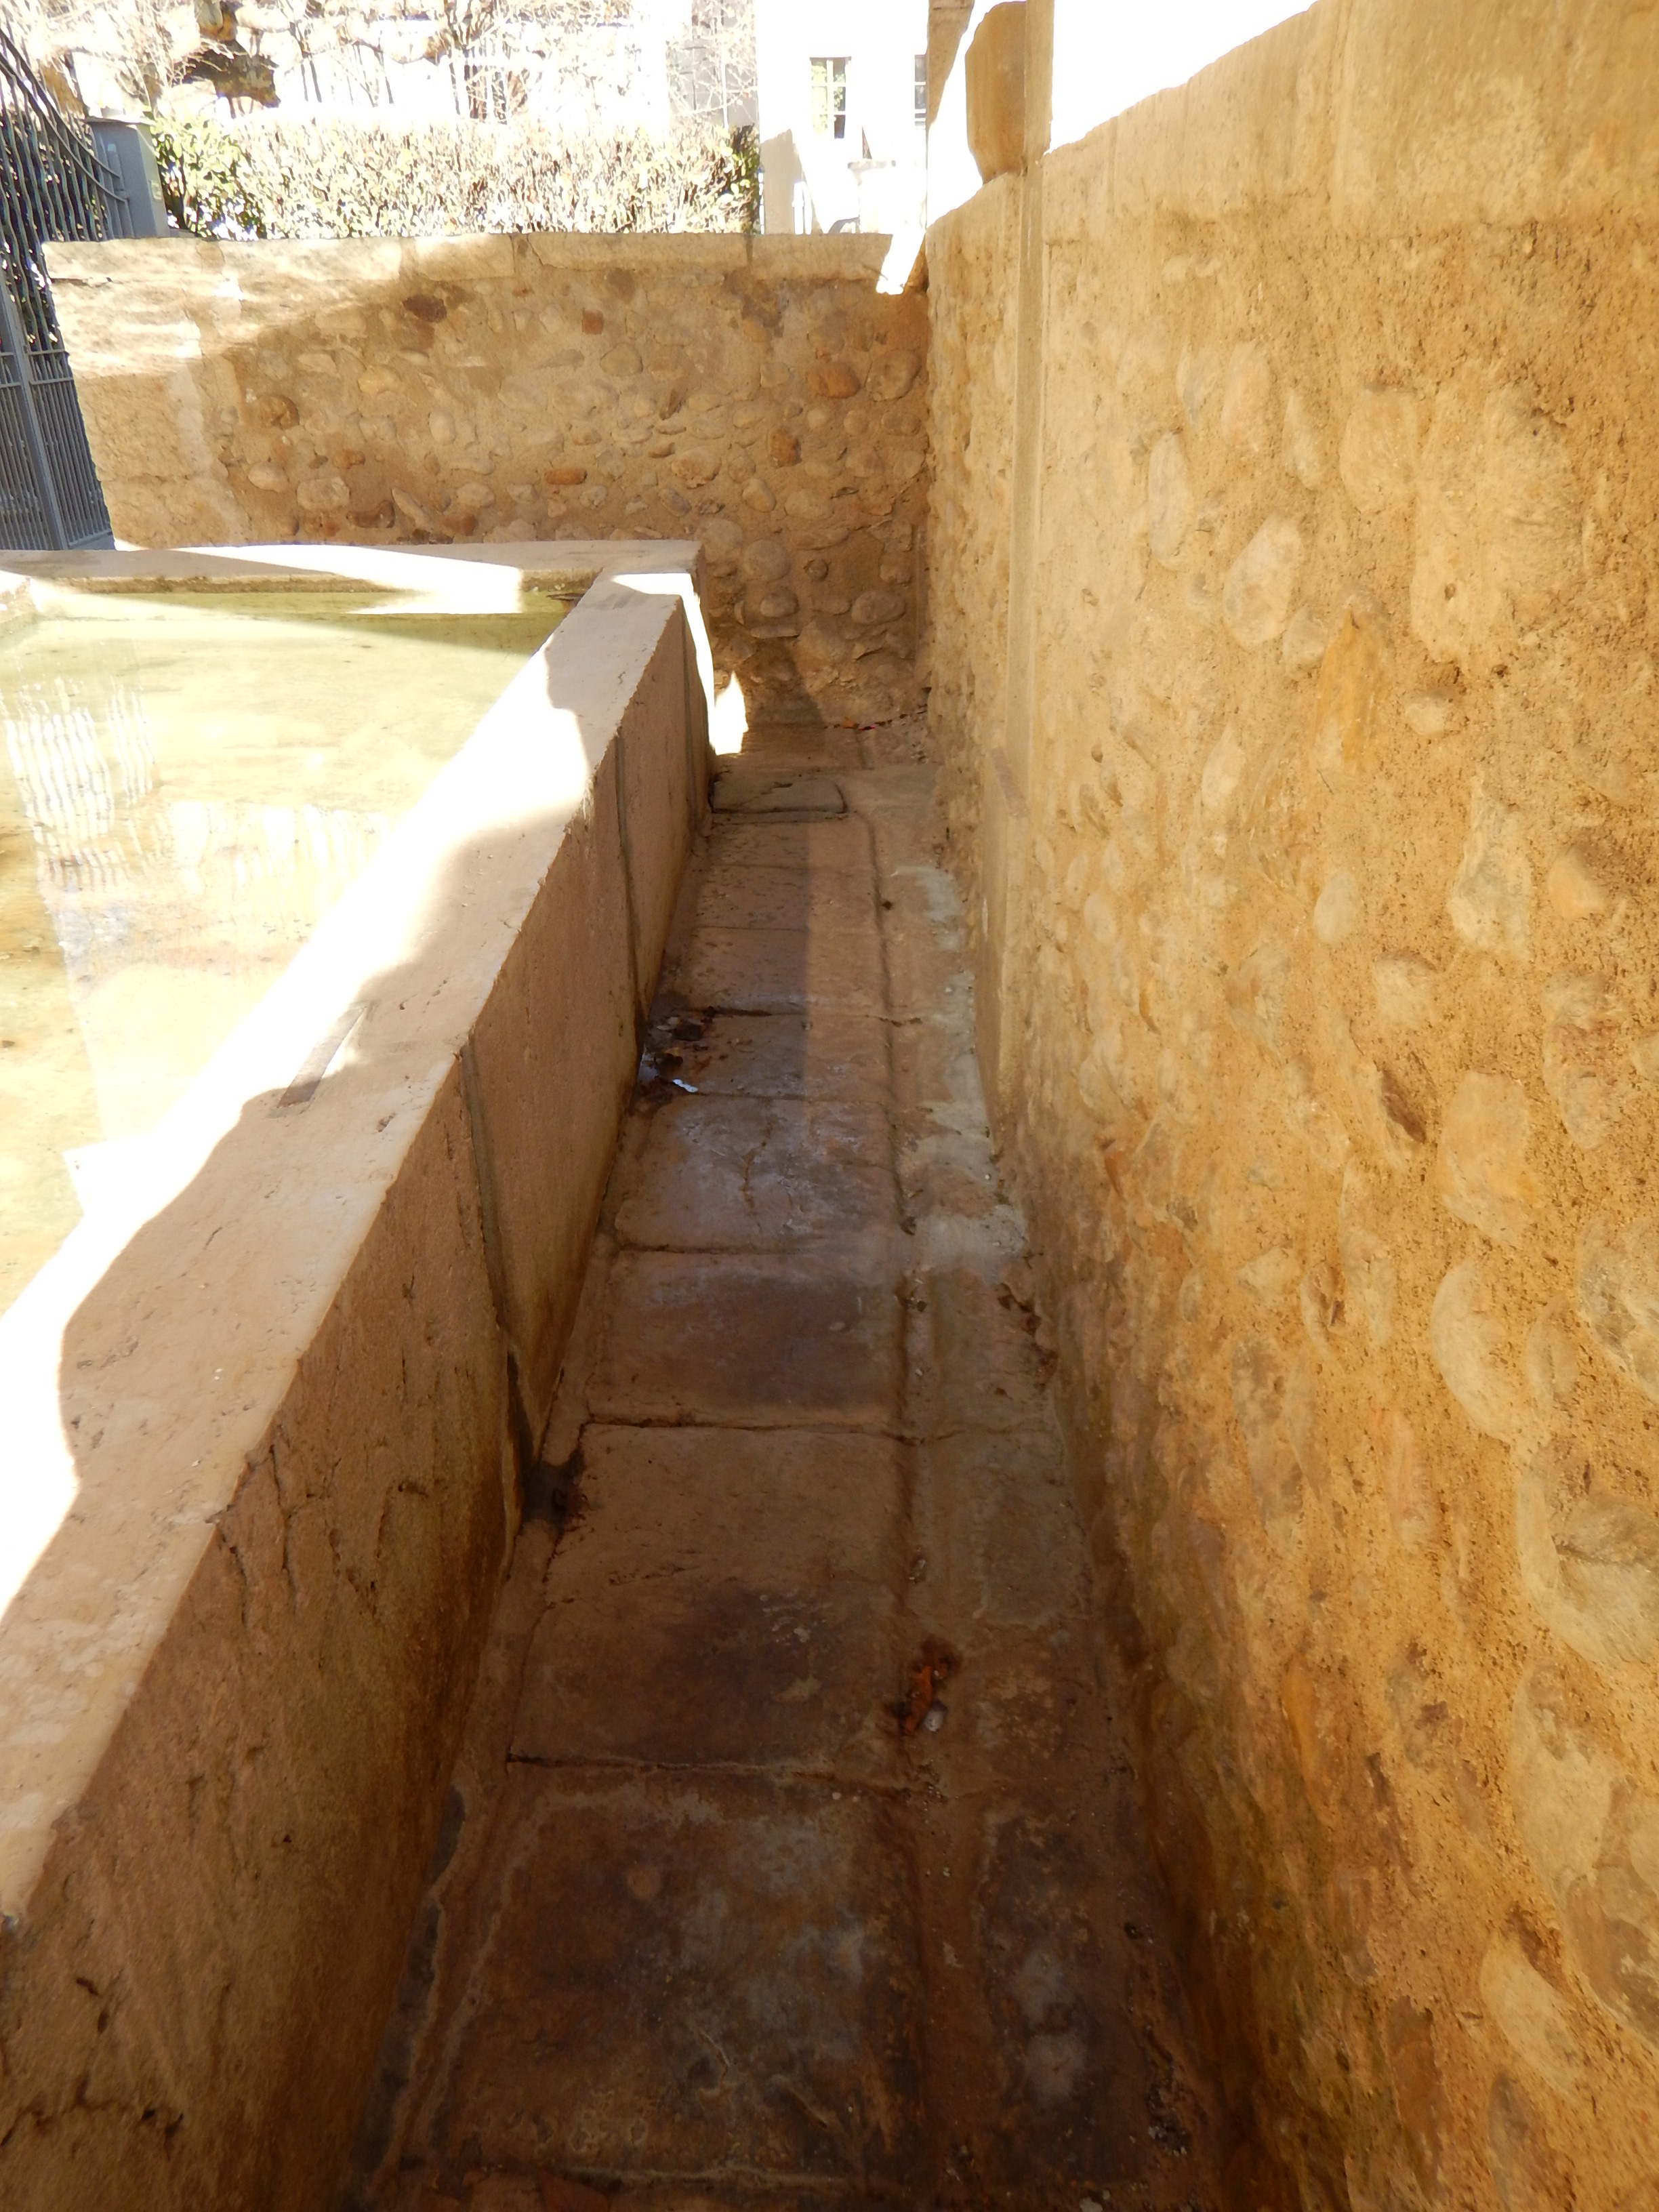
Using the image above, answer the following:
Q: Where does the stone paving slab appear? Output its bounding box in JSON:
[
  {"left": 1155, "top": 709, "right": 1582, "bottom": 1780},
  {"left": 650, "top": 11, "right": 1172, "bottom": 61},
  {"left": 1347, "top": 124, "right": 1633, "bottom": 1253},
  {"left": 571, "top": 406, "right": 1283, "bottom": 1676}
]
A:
[
  {"left": 392, "top": 2187, "right": 896, "bottom": 2212},
  {"left": 612, "top": 1097, "right": 897, "bottom": 1251},
  {"left": 419, "top": 1771, "right": 927, "bottom": 2188},
  {"left": 346, "top": 754, "right": 1221, "bottom": 2212},
  {"left": 879, "top": 859, "right": 967, "bottom": 933},
  {"left": 646, "top": 1012, "right": 890, "bottom": 1103},
  {"left": 907, "top": 1792, "right": 1189, "bottom": 2205},
  {"left": 704, "top": 817, "right": 873, "bottom": 876},
  {"left": 911, "top": 1427, "right": 1092, "bottom": 1641},
  {"left": 884, "top": 941, "right": 972, "bottom": 1027},
  {"left": 592, "top": 1250, "right": 903, "bottom": 1430},
  {"left": 708, "top": 769, "right": 848, "bottom": 816},
  {"left": 663, "top": 920, "right": 885, "bottom": 1018},
  {"left": 888, "top": 1017, "right": 987, "bottom": 1116},
  {"left": 832, "top": 773, "right": 947, "bottom": 884},
  {"left": 688, "top": 863, "right": 878, "bottom": 937},
  {"left": 903, "top": 1269, "right": 1057, "bottom": 1439},
  {"left": 598, "top": 2188, "right": 896, "bottom": 2212},
  {"left": 893, "top": 1105, "right": 1008, "bottom": 1226},
  {"left": 731, "top": 725, "right": 867, "bottom": 771},
  {"left": 512, "top": 1426, "right": 906, "bottom": 1778},
  {"left": 873, "top": 872, "right": 973, "bottom": 1024},
  {"left": 911, "top": 1624, "right": 1109, "bottom": 1797}
]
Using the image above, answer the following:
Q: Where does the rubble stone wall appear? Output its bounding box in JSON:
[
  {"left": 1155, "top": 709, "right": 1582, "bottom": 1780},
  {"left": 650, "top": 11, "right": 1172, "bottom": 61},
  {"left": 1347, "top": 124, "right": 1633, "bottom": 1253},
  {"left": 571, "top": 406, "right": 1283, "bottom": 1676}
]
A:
[
  {"left": 928, "top": 1, "right": 1659, "bottom": 2204},
  {"left": 49, "top": 234, "right": 928, "bottom": 725}
]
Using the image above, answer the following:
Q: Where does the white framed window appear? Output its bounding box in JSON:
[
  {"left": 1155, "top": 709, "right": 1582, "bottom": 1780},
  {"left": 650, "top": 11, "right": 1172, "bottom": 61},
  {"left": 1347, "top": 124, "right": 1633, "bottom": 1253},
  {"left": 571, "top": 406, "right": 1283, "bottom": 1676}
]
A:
[
  {"left": 810, "top": 55, "right": 848, "bottom": 139},
  {"left": 914, "top": 52, "right": 927, "bottom": 129}
]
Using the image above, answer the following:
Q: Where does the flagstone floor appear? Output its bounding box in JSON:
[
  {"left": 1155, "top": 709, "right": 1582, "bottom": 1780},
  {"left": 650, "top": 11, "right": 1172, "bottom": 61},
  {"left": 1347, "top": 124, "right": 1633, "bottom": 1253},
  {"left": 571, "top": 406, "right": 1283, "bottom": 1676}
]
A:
[{"left": 343, "top": 722, "right": 1218, "bottom": 2212}]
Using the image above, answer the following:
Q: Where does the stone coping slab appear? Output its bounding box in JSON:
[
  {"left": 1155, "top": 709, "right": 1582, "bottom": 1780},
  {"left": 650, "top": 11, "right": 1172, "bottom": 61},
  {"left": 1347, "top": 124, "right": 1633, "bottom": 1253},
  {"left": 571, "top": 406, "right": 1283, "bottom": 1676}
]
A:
[
  {"left": 50, "top": 230, "right": 894, "bottom": 285},
  {"left": 0, "top": 540, "right": 710, "bottom": 2211}
]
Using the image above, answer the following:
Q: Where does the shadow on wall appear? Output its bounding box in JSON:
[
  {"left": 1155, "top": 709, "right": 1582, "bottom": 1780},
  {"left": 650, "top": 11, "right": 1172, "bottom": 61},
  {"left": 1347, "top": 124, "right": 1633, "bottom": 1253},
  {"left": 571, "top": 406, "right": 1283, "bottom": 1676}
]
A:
[
  {"left": 760, "top": 129, "right": 805, "bottom": 230},
  {"left": 47, "top": 236, "right": 932, "bottom": 731}
]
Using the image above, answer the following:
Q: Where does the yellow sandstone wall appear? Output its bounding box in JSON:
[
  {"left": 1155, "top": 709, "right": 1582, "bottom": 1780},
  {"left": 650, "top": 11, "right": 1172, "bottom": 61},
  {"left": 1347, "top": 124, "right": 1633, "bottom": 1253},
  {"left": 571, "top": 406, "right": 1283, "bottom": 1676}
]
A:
[
  {"left": 49, "top": 234, "right": 928, "bottom": 724},
  {"left": 923, "top": 173, "right": 1018, "bottom": 856},
  {"left": 928, "top": 2, "right": 1659, "bottom": 2204}
]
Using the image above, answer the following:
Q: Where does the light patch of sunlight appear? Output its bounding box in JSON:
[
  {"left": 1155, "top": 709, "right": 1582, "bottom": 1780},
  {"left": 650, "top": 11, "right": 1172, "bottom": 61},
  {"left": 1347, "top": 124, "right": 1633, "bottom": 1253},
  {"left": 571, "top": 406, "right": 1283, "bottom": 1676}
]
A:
[
  {"left": 64, "top": 1134, "right": 157, "bottom": 1217},
  {"left": 879, "top": 227, "right": 925, "bottom": 295},
  {"left": 0, "top": 673, "right": 604, "bottom": 1635},
  {"left": 611, "top": 569, "right": 716, "bottom": 733},
  {"left": 0, "top": 1297, "right": 78, "bottom": 1624},
  {"left": 1051, "top": 0, "right": 1317, "bottom": 151},
  {"left": 712, "top": 675, "right": 749, "bottom": 756},
  {"left": 183, "top": 541, "right": 533, "bottom": 612}
]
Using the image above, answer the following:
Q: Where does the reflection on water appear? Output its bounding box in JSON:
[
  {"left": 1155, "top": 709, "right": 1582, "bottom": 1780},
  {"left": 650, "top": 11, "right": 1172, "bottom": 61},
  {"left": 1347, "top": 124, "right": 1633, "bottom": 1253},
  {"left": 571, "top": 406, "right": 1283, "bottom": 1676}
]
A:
[{"left": 0, "top": 588, "right": 565, "bottom": 1315}]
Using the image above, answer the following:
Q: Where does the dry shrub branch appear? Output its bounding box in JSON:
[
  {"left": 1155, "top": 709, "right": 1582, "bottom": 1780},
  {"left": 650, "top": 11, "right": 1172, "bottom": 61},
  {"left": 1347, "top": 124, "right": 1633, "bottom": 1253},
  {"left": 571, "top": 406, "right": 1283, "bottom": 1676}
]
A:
[{"left": 157, "top": 112, "right": 758, "bottom": 238}]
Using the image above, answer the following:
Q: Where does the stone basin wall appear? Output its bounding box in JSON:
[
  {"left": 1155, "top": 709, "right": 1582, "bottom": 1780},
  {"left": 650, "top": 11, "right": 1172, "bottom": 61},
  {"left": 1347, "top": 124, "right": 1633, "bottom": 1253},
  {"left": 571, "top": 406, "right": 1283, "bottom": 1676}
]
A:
[
  {"left": 928, "top": 1, "right": 1659, "bottom": 2204},
  {"left": 47, "top": 234, "right": 928, "bottom": 726},
  {"left": 0, "top": 545, "right": 710, "bottom": 2212}
]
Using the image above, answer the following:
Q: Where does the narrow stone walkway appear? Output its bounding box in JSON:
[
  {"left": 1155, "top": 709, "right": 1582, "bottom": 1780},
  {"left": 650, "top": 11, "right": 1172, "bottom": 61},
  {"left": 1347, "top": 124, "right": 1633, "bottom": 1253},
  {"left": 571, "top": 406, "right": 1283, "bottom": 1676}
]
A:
[{"left": 345, "top": 727, "right": 1217, "bottom": 2212}]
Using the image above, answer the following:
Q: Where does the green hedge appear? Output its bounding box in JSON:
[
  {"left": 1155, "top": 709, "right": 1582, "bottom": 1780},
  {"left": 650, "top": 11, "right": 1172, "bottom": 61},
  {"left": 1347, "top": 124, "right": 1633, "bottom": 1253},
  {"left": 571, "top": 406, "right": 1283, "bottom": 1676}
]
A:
[{"left": 150, "top": 112, "right": 758, "bottom": 239}]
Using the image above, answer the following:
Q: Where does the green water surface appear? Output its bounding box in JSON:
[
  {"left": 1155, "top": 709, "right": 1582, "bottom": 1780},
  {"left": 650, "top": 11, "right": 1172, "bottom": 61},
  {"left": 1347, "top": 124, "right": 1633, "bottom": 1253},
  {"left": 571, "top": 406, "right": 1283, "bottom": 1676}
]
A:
[{"left": 0, "top": 586, "right": 566, "bottom": 1315}]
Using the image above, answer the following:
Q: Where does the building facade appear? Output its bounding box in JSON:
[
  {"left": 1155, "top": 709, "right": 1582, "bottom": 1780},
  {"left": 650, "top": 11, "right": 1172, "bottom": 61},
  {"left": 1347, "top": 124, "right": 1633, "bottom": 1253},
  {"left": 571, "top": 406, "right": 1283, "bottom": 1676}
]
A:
[{"left": 755, "top": 0, "right": 928, "bottom": 235}]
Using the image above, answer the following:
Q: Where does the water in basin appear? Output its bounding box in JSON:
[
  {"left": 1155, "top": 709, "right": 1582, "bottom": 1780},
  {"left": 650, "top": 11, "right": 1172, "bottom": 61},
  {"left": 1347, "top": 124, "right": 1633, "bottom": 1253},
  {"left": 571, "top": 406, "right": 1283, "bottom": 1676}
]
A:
[{"left": 0, "top": 584, "right": 568, "bottom": 1316}]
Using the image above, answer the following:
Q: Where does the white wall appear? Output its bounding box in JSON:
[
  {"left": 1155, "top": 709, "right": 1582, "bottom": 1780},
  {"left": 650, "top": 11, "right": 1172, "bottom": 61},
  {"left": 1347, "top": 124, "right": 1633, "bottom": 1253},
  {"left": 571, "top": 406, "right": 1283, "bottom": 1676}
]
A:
[
  {"left": 927, "top": 0, "right": 1316, "bottom": 228},
  {"left": 1048, "top": 0, "right": 1313, "bottom": 150},
  {"left": 757, "top": 0, "right": 929, "bottom": 232}
]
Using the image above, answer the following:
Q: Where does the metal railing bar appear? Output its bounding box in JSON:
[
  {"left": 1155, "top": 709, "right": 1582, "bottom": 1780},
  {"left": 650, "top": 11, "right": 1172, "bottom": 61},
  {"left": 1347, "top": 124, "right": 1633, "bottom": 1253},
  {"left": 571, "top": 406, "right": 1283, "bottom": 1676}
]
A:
[{"left": 0, "top": 27, "right": 115, "bottom": 545}]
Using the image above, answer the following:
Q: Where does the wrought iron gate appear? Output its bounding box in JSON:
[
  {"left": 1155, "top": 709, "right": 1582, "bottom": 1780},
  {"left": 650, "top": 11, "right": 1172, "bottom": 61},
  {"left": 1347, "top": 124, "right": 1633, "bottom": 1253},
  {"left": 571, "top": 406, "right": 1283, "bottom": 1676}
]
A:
[{"left": 0, "top": 27, "right": 120, "bottom": 551}]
